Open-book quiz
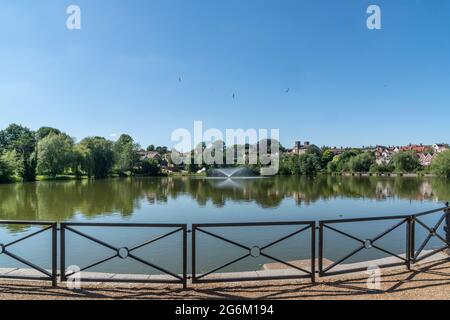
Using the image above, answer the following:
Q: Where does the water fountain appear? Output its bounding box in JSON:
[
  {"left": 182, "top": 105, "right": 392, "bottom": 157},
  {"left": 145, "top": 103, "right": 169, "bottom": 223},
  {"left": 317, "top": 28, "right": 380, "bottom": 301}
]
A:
[{"left": 209, "top": 167, "right": 257, "bottom": 178}]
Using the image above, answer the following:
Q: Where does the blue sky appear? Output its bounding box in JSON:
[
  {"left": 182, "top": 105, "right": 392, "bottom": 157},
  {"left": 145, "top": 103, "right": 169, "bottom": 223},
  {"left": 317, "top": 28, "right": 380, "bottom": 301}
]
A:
[{"left": 1, "top": 0, "right": 449, "bottom": 149}]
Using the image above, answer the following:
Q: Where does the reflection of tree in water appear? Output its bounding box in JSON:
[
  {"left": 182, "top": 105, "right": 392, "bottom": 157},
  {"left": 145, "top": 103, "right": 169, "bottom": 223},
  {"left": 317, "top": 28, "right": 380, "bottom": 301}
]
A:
[{"left": 0, "top": 176, "right": 448, "bottom": 229}]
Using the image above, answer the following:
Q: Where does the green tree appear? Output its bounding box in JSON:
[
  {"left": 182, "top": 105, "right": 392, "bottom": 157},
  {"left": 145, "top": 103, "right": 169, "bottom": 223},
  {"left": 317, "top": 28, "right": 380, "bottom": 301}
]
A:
[
  {"left": 348, "top": 152, "right": 375, "bottom": 173},
  {"left": 146, "top": 145, "right": 155, "bottom": 152},
  {"left": 80, "top": 137, "right": 115, "bottom": 178},
  {"left": 36, "top": 133, "right": 74, "bottom": 177},
  {"left": 155, "top": 146, "right": 168, "bottom": 154},
  {"left": 327, "top": 159, "right": 339, "bottom": 173},
  {"left": 334, "top": 150, "right": 361, "bottom": 173},
  {"left": 392, "top": 151, "right": 420, "bottom": 173},
  {"left": 279, "top": 153, "right": 322, "bottom": 175},
  {"left": 0, "top": 124, "right": 36, "bottom": 181},
  {"left": 36, "top": 127, "right": 61, "bottom": 141},
  {"left": 432, "top": 151, "right": 450, "bottom": 178},
  {"left": 113, "top": 134, "right": 140, "bottom": 175},
  {"left": 139, "top": 158, "right": 161, "bottom": 176},
  {"left": 298, "top": 153, "right": 322, "bottom": 175},
  {"left": 369, "top": 162, "right": 394, "bottom": 174},
  {"left": 321, "top": 149, "right": 335, "bottom": 167},
  {"left": 0, "top": 150, "right": 21, "bottom": 183},
  {"left": 71, "top": 144, "right": 91, "bottom": 178}
]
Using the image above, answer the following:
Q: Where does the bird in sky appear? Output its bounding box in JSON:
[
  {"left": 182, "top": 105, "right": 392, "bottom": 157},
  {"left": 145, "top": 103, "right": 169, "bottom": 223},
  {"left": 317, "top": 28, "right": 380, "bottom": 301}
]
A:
[
  {"left": 232, "top": 93, "right": 236, "bottom": 99},
  {"left": 285, "top": 88, "right": 290, "bottom": 93},
  {"left": 178, "top": 77, "right": 182, "bottom": 83}
]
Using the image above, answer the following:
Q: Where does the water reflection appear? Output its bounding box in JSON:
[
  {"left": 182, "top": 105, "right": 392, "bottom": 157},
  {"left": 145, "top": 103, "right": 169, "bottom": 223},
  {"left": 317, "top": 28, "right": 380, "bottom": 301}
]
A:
[{"left": 0, "top": 176, "right": 449, "bottom": 222}]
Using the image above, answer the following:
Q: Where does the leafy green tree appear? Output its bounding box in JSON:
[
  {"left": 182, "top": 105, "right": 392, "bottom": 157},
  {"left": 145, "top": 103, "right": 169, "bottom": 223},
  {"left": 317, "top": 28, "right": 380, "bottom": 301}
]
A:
[
  {"left": 279, "top": 153, "right": 322, "bottom": 175},
  {"left": 113, "top": 134, "right": 140, "bottom": 175},
  {"left": 139, "top": 158, "right": 161, "bottom": 176},
  {"left": 155, "top": 146, "right": 168, "bottom": 154},
  {"left": 392, "top": 151, "right": 420, "bottom": 173},
  {"left": 0, "top": 150, "right": 21, "bottom": 183},
  {"left": 37, "top": 133, "right": 74, "bottom": 177},
  {"left": 432, "top": 151, "right": 450, "bottom": 178},
  {"left": 334, "top": 150, "right": 360, "bottom": 173},
  {"left": 71, "top": 144, "right": 91, "bottom": 178},
  {"left": 146, "top": 145, "right": 155, "bottom": 152},
  {"left": 348, "top": 152, "right": 375, "bottom": 173},
  {"left": 80, "top": 137, "right": 115, "bottom": 178},
  {"left": 327, "top": 159, "right": 338, "bottom": 173},
  {"left": 298, "top": 153, "right": 322, "bottom": 175},
  {"left": 369, "top": 163, "right": 394, "bottom": 174},
  {"left": 321, "top": 149, "right": 335, "bottom": 167},
  {"left": 0, "top": 124, "right": 36, "bottom": 181},
  {"left": 36, "top": 127, "right": 61, "bottom": 141}
]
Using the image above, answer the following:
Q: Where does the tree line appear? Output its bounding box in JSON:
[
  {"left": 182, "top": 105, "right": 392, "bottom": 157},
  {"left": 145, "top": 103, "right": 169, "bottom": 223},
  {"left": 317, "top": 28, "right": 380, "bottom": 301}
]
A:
[
  {"left": 278, "top": 145, "right": 450, "bottom": 177},
  {"left": 1, "top": 123, "right": 449, "bottom": 183},
  {"left": 0, "top": 124, "right": 164, "bottom": 183}
]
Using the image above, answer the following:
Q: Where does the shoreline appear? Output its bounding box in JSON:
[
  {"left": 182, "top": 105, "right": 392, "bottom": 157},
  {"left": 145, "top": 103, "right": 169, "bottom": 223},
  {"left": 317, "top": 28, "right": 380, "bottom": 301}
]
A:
[{"left": 0, "top": 172, "right": 443, "bottom": 186}]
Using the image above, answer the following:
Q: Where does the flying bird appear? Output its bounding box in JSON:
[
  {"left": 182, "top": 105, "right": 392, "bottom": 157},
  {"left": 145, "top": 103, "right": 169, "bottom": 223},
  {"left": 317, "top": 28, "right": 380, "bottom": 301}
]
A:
[
  {"left": 178, "top": 77, "right": 182, "bottom": 83},
  {"left": 285, "top": 88, "right": 290, "bottom": 93},
  {"left": 232, "top": 93, "right": 236, "bottom": 99}
]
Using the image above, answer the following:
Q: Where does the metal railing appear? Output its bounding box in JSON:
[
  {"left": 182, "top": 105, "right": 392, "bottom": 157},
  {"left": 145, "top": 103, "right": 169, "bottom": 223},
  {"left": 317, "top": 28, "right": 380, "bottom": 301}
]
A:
[
  {"left": 0, "top": 204, "right": 448, "bottom": 288},
  {"left": 319, "top": 215, "right": 412, "bottom": 277},
  {"left": 192, "top": 221, "right": 316, "bottom": 283},
  {"left": 319, "top": 205, "right": 450, "bottom": 277},
  {"left": 411, "top": 206, "right": 450, "bottom": 263},
  {"left": 60, "top": 222, "right": 187, "bottom": 288},
  {"left": 0, "top": 221, "right": 57, "bottom": 286}
]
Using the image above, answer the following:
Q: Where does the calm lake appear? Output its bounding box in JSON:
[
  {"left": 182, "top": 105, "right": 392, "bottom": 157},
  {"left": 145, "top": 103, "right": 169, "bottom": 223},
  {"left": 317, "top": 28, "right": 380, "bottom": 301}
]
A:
[{"left": 0, "top": 176, "right": 449, "bottom": 276}]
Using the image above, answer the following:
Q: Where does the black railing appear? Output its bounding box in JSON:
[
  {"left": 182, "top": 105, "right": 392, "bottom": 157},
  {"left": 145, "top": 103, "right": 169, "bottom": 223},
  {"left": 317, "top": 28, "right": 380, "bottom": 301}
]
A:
[
  {"left": 319, "top": 205, "right": 450, "bottom": 277},
  {"left": 60, "top": 222, "right": 187, "bottom": 288},
  {"left": 319, "top": 215, "right": 411, "bottom": 277},
  {"left": 411, "top": 207, "right": 450, "bottom": 263},
  {"left": 0, "top": 221, "right": 57, "bottom": 286},
  {"left": 192, "top": 221, "right": 316, "bottom": 283},
  {"left": 0, "top": 205, "right": 448, "bottom": 288}
]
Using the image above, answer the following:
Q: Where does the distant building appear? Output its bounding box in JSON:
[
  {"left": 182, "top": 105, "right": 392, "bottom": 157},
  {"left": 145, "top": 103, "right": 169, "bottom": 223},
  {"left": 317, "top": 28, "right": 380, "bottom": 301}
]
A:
[
  {"left": 433, "top": 143, "right": 449, "bottom": 154},
  {"left": 329, "top": 147, "right": 352, "bottom": 156},
  {"left": 417, "top": 153, "right": 434, "bottom": 167},
  {"left": 138, "top": 150, "right": 162, "bottom": 161},
  {"left": 374, "top": 146, "right": 396, "bottom": 165},
  {"left": 400, "top": 144, "right": 430, "bottom": 153},
  {"left": 289, "top": 141, "right": 311, "bottom": 155}
]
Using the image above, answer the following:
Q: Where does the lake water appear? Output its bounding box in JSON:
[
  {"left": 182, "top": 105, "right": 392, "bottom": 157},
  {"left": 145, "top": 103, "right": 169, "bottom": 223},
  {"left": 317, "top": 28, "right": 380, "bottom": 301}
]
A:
[{"left": 0, "top": 176, "right": 449, "bottom": 277}]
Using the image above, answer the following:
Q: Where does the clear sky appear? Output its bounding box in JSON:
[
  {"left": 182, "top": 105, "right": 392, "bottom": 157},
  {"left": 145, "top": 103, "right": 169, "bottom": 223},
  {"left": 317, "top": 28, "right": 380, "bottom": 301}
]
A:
[{"left": 1, "top": 0, "right": 449, "bottom": 149}]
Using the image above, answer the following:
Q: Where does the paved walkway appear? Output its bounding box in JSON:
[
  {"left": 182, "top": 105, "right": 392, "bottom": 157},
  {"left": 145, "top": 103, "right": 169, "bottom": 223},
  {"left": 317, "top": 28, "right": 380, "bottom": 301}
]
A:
[{"left": 0, "top": 257, "right": 449, "bottom": 300}]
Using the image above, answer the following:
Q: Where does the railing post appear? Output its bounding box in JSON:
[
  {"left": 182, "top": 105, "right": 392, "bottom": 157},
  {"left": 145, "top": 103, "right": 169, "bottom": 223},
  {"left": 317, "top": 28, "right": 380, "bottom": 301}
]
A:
[
  {"left": 406, "top": 217, "right": 411, "bottom": 271},
  {"left": 52, "top": 223, "right": 58, "bottom": 287},
  {"left": 311, "top": 222, "right": 316, "bottom": 283},
  {"left": 445, "top": 206, "right": 450, "bottom": 255},
  {"left": 191, "top": 225, "right": 196, "bottom": 284},
  {"left": 410, "top": 217, "right": 415, "bottom": 263},
  {"left": 318, "top": 222, "right": 324, "bottom": 277},
  {"left": 182, "top": 225, "right": 187, "bottom": 289},
  {"left": 60, "top": 223, "right": 66, "bottom": 282}
]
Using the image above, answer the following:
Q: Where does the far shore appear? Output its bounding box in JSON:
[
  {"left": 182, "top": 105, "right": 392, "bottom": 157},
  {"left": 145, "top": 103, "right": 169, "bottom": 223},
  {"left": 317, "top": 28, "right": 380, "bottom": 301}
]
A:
[{"left": 0, "top": 171, "right": 444, "bottom": 186}]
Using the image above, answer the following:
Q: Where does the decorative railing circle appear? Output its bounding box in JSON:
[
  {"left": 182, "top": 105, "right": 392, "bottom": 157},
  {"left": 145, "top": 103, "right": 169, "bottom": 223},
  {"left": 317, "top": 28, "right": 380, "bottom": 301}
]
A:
[
  {"left": 250, "top": 246, "right": 261, "bottom": 258},
  {"left": 117, "top": 247, "right": 130, "bottom": 259},
  {"left": 364, "top": 239, "right": 373, "bottom": 250}
]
